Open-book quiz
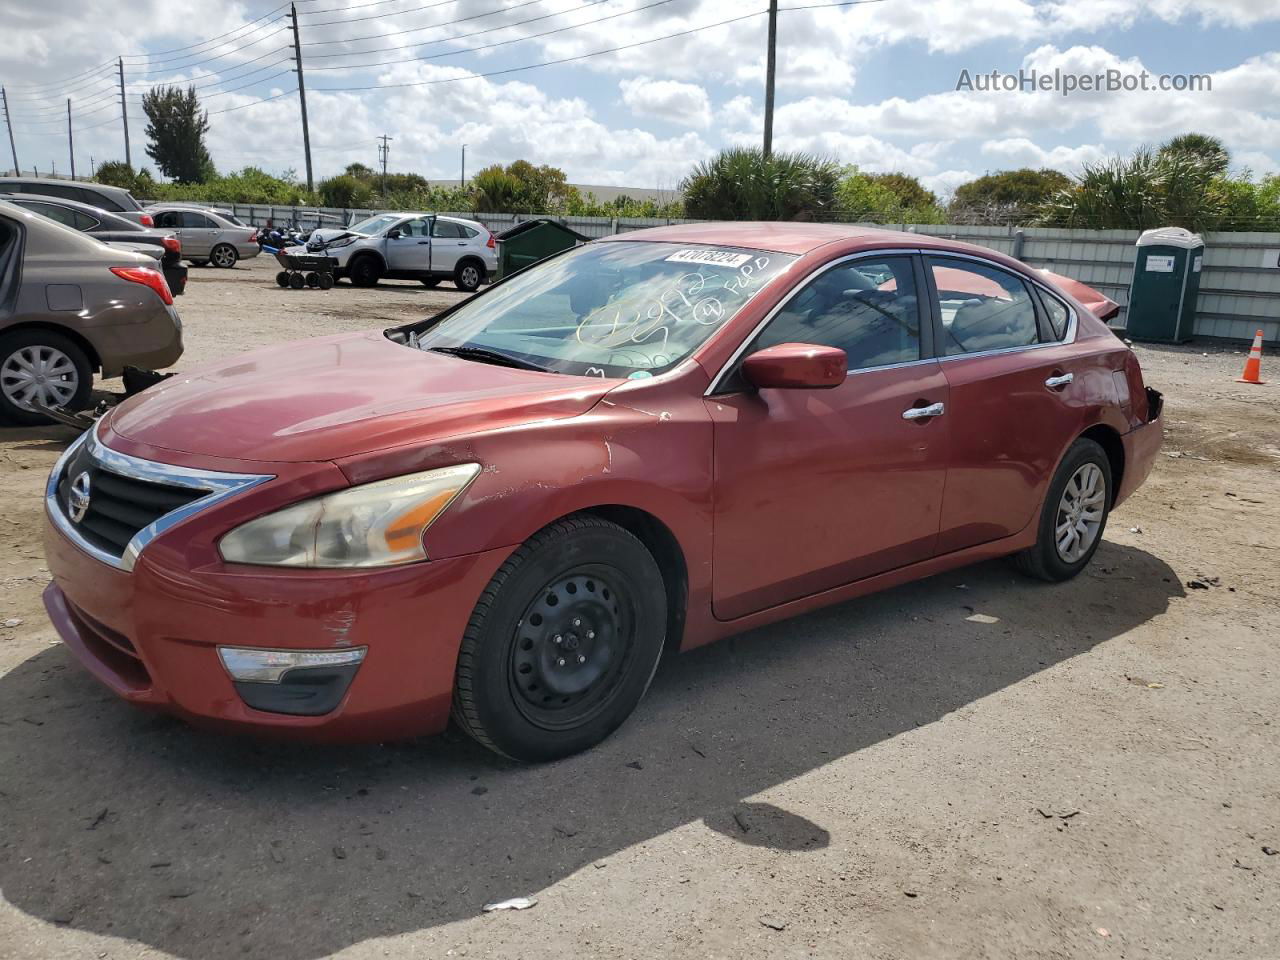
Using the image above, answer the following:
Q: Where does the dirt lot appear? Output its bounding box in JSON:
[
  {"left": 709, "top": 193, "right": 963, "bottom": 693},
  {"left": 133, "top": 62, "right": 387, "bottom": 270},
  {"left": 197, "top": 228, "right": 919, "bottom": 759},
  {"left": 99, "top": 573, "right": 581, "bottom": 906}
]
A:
[{"left": 1, "top": 256, "right": 1277, "bottom": 960}]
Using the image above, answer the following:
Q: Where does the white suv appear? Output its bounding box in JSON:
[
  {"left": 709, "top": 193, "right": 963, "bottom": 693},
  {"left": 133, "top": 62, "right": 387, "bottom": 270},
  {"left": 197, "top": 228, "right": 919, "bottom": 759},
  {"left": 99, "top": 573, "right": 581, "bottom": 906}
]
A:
[{"left": 301, "top": 212, "right": 496, "bottom": 291}]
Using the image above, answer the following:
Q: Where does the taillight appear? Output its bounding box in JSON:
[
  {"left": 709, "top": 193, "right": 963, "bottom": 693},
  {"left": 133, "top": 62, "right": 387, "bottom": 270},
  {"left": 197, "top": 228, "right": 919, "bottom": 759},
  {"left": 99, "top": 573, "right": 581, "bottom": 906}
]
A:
[
  {"left": 139, "top": 213, "right": 154, "bottom": 227},
  {"left": 249, "top": 233, "right": 258, "bottom": 243},
  {"left": 162, "top": 235, "right": 181, "bottom": 254},
  {"left": 111, "top": 266, "right": 173, "bottom": 306},
  {"left": 486, "top": 232, "right": 495, "bottom": 249}
]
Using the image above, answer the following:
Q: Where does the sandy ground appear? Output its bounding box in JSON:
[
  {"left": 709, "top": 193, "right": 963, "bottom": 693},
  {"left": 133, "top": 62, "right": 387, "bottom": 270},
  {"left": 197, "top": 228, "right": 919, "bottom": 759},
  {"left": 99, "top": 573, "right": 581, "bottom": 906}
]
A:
[{"left": 0, "top": 256, "right": 1277, "bottom": 960}]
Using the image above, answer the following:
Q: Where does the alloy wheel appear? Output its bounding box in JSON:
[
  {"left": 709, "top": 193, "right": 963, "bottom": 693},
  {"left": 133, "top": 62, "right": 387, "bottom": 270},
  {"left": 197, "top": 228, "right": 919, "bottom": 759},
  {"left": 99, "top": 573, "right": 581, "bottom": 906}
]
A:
[
  {"left": 211, "top": 245, "right": 237, "bottom": 267},
  {"left": 460, "top": 265, "right": 480, "bottom": 289},
  {"left": 0, "top": 345, "right": 80, "bottom": 411},
  {"left": 1055, "top": 462, "right": 1106, "bottom": 563}
]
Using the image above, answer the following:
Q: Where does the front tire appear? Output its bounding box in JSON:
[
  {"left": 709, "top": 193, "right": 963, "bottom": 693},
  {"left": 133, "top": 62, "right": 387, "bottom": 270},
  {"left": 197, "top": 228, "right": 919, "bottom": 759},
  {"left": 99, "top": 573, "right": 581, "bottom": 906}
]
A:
[
  {"left": 349, "top": 255, "right": 381, "bottom": 287},
  {"left": 452, "top": 515, "right": 667, "bottom": 762},
  {"left": 0, "top": 330, "right": 93, "bottom": 425},
  {"left": 1014, "top": 437, "right": 1112, "bottom": 582},
  {"left": 210, "top": 244, "right": 239, "bottom": 268}
]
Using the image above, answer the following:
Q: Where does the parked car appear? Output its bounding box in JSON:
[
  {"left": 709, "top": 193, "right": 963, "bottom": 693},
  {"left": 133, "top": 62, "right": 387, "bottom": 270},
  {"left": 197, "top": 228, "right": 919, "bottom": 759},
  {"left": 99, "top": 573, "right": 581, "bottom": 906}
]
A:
[
  {"left": 0, "top": 177, "right": 152, "bottom": 225},
  {"left": 41, "top": 223, "right": 1162, "bottom": 761},
  {"left": 6, "top": 194, "right": 187, "bottom": 296},
  {"left": 299, "top": 212, "right": 496, "bottom": 291},
  {"left": 0, "top": 199, "right": 182, "bottom": 424},
  {"left": 145, "top": 205, "right": 260, "bottom": 268}
]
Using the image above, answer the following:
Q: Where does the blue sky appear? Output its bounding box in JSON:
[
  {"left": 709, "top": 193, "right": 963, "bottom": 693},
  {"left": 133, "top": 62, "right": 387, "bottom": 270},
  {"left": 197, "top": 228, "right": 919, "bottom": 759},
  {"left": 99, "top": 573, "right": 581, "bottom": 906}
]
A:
[{"left": 1, "top": 0, "right": 1278, "bottom": 196}]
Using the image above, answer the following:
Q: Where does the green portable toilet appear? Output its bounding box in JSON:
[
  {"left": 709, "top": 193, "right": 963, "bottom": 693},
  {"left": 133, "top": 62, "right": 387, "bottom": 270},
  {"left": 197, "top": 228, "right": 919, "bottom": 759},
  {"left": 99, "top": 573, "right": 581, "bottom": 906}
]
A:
[
  {"left": 494, "top": 218, "right": 591, "bottom": 280},
  {"left": 1124, "top": 227, "right": 1204, "bottom": 343}
]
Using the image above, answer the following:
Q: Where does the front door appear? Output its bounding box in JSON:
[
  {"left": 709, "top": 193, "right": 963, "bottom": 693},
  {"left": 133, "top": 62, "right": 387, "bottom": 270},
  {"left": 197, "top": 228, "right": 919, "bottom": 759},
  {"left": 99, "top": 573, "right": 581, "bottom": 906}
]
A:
[
  {"left": 708, "top": 254, "right": 950, "bottom": 620},
  {"left": 925, "top": 256, "right": 1086, "bottom": 554},
  {"left": 385, "top": 217, "right": 432, "bottom": 273}
]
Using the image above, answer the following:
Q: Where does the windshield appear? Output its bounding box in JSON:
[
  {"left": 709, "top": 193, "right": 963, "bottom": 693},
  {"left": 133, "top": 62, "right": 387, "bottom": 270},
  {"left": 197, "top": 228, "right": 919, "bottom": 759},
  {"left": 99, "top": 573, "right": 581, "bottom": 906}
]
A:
[
  {"left": 347, "top": 213, "right": 402, "bottom": 235},
  {"left": 412, "top": 241, "right": 795, "bottom": 378}
]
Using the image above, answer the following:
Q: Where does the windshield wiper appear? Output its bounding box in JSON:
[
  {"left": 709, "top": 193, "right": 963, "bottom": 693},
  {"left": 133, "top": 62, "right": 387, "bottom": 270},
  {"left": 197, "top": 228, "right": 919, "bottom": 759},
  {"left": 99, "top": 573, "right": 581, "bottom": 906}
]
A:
[{"left": 428, "top": 345, "right": 552, "bottom": 373}]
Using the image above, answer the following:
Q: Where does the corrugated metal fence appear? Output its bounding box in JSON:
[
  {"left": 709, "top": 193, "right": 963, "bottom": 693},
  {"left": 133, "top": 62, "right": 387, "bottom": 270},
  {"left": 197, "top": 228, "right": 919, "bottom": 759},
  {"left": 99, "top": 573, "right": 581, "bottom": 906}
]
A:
[{"left": 220, "top": 204, "right": 1280, "bottom": 343}]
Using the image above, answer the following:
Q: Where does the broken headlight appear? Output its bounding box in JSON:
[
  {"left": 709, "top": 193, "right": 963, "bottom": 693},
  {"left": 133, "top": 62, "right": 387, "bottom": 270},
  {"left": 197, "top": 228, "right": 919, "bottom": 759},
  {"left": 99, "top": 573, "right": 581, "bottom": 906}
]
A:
[{"left": 218, "top": 464, "right": 480, "bottom": 568}]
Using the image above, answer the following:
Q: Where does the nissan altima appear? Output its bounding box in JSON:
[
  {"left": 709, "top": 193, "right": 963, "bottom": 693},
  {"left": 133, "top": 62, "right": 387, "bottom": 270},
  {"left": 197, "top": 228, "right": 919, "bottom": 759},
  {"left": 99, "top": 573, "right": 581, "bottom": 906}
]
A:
[{"left": 42, "top": 222, "right": 1163, "bottom": 761}]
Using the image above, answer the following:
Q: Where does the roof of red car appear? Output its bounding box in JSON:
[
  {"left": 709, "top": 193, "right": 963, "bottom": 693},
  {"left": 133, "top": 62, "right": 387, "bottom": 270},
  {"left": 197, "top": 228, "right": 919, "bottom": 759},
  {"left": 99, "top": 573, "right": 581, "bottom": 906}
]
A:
[{"left": 598, "top": 221, "right": 937, "bottom": 255}]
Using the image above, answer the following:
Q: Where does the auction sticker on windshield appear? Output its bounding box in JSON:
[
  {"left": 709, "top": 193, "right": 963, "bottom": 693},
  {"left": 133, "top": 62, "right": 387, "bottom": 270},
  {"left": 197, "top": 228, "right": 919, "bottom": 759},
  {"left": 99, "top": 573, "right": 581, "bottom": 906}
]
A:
[{"left": 665, "top": 249, "right": 754, "bottom": 268}]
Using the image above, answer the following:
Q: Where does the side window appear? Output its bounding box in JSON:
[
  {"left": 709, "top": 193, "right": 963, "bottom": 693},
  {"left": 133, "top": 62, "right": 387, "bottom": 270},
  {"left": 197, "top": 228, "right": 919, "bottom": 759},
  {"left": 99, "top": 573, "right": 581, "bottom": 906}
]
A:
[
  {"left": 753, "top": 256, "right": 922, "bottom": 370},
  {"left": 432, "top": 219, "right": 464, "bottom": 238},
  {"left": 1039, "top": 290, "right": 1071, "bottom": 340},
  {"left": 180, "top": 212, "right": 215, "bottom": 229},
  {"left": 153, "top": 211, "right": 180, "bottom": 229},
  {"left": 24, "top": 201, "right": 78, "bottom": 228},
  {"left": 928, "top": 258, "right": 1040, "bottom": 356},
  {"left": 461, "top": 225, "right": 479, "bottom": 238},
  {"left": 40, "top": 184, "right": 82, "bottom": 202},
  {"left": 396, "top": 217, "right": 430, "bottom": 237}
]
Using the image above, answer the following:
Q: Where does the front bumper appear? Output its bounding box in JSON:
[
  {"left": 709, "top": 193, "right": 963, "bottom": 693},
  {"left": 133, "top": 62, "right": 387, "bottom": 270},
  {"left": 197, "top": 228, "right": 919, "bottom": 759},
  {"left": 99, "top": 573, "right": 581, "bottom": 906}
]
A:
[{"left": 42, "top": 445, "right": 511, "bottom": 742}]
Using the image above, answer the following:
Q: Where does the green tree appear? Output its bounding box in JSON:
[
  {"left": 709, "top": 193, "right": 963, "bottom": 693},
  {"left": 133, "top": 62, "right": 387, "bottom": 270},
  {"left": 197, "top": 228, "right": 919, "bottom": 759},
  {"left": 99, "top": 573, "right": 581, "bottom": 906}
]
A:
[
  {"left": 863, "top": 172, "right": 937, "bottom": 209},
  {"left": 1158, "top": 133, "right": 1230, "bottom": 177},
  {"left": 344, "top": 162, "right": 376, "bottom": 179},
  {"left": 682, "top": 147, "right": 841, "bottom": 221},
  {"left": 836, "top": 168, "right": 945, "bottom": 223},
  {"left": 949, "top": 168, "right": 1072, "bottom": 224},
  {"left": 318, "top": 173, "right": 374, "bottom": 208},
  {"left": 92, "top": 160, "right": 143, "bottom": 193},
  {"left": 471, "top": 165, "right": 527, "bottom": 212},
  {"left": 142, "top": 85, "right": 214, "bottom": 183}
]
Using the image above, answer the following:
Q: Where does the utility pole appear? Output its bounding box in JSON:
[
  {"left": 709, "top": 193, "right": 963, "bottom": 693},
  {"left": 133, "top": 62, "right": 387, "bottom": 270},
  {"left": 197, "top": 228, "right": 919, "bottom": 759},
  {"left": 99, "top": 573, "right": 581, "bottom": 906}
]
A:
[
  {"left": 377, "top": 134, "right": 392, "bottom": 198},
  {"left": 289, "top": 3, "right": 314, "bottom": 192},
  {"left": 460, "top": 143, "right": 466, "bottom": 188},
  {"left": 118, "top": 57, "right": 131, "bottom": 168},
  {"left": 67, "top": 99, "right": 76, "bottom": 179},
  {"left": 1, "top": 88, "right": 17, "bottom": 175},
  {"left": 762, "top": 0, "right": 778, "bottom": 157}
]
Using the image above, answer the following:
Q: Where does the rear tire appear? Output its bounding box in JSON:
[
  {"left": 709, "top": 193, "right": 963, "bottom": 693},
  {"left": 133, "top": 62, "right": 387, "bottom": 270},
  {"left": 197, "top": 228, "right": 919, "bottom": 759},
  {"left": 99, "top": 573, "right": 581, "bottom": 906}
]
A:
[
  {"left": 452, "top": 515, "right": 667, "bottom": 762},
  {"left": 454, "top": 260, "right": 483, "bottom": 292},
  {"left": 190, "top": 259, "right": 208, "bottom": 267},
  {"left": 0, "top": 329, "right": 93, "bottom": 426},
  {"left": 288, "top": 272, "right": 305, "bottom": 290},
  {"left": 420, "top": 278, "right": 440, "bottom": 289},
  {"left": 317, "top": 272, "right": 334, "bottom": 290},
  {"left": 210, "top": 244, "right": 238, "bottom": 268},
  {"left": 349, "top": 255, "right": 381, "bottom": 287},
  {"left": 275, "top": 271, "right": 290, "bottom": 288},
  {"left": 1013, "top": 437, "right": 1112, "bottom": 582}
]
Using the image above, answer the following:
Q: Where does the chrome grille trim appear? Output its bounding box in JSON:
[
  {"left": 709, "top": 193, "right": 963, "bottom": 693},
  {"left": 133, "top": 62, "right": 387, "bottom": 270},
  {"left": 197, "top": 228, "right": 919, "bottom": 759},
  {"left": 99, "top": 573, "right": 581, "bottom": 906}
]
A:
[{"left": 46, "top": 429, "right": 274, "bottom": 572}]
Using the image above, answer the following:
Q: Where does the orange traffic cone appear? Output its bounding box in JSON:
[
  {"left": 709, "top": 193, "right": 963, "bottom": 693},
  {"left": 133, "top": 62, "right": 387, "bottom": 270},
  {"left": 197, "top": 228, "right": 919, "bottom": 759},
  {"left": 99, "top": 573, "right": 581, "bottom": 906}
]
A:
[{"left": 1238, "top": 330, "right": 1266, "bottom": 385}]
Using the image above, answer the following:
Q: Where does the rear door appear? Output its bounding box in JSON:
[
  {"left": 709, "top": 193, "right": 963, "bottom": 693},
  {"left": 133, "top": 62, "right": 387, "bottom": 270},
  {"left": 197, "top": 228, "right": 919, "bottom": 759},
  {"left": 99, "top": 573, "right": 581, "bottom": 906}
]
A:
[
  {"left": 708, "top": 253, "right": 950, "bottom": 620},
  {"left": 179, "top": 211, "right": 221, "bottom": 258},
  {"left": 430, "top": 218, "right": 468, "bottom": 274},
  {"left": 925, "top": 255, "right": 1085, "bottom": 554},
  {"left": 384, "top": 216, "right": 431, "bottom": 273}
]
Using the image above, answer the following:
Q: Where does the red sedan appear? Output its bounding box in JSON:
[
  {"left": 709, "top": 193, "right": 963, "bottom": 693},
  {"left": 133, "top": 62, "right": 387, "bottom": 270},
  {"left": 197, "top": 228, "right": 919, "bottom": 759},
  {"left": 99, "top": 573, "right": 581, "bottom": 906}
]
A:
[{"left": 42, "top": 223, "right": 1164, "bottom": 761}]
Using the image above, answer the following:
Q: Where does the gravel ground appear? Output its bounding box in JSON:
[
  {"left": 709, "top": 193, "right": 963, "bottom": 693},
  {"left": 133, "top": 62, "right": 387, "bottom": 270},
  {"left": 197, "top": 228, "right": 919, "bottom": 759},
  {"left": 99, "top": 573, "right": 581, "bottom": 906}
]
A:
[{"left": 0, "top": 256, "right": 1277, "bottom": 960}]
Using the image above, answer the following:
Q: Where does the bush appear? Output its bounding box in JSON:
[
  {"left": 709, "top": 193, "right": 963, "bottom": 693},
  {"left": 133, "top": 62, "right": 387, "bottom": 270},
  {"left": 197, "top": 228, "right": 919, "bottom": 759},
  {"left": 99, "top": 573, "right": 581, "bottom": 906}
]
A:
[
  {"left": 682, "top": 148, "right": 841, "bottom": 221},
  {"left": 142, "top": 167, "right": 315, "bottom": 205},
  {"left": 836, "top": 168, "right": 946, "bottom": 224},
  {"left": 318, "top": 174, "right": 374, "bottom": 208},
  {"left": 949, "top": 168, "right": 1071, "bottom": 225}
]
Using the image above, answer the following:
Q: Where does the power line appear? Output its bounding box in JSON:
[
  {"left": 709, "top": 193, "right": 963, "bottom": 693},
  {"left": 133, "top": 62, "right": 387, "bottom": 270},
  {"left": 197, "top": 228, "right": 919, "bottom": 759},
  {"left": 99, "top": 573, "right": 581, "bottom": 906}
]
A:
[
  {"left": 122, "top": 4, "right": 291, "bottom": 59},
  {"left": 301, "top": 0, "right": 552, "bottom": 46}
]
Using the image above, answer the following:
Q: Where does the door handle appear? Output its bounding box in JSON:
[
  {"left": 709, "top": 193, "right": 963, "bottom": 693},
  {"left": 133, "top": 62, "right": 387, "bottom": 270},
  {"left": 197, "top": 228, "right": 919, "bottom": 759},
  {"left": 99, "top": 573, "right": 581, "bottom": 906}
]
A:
[
  {"left": 902, "top": 402, "right": 945, "bottom": 420},
  {"left": 457, "top": 241, "right": 467, "bottom": 246},
  {"left": 417, "top": 240, "right": 430, "bottom": 245},
  {"left": 1044, "top": 373, "right": 1074, "bottom": 389}
]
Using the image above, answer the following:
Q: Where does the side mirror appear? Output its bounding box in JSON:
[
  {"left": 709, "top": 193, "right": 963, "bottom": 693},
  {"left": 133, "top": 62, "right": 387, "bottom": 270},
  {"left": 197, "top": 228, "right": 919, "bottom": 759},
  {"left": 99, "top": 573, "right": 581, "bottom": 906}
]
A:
[
  {"left": 741, "top": 343, "right": 847, "bottom": 390},
  {"left": 386, "top": 228, "right": 402, "bottom": 240}
]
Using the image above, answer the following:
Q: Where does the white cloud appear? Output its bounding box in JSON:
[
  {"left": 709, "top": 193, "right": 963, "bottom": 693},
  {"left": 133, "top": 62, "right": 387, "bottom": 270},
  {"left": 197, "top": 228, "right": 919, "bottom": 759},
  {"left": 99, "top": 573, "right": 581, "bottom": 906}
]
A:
[
  {"left": 981, "top": 138, "right": 1110, "bottom": 171},
  {"left": 619, "top": 77, "right": 712, "bottom": 128}
]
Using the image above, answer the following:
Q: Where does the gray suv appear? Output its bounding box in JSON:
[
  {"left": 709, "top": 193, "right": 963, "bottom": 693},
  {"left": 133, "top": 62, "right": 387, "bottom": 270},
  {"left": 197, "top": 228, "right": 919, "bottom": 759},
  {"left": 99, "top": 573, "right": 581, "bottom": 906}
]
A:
[
  {"left": 0, "top": 177, "right": 149, "bottom": 225},
  {"left": 0, "top": 200, "right": 183, "bottom": 424}
]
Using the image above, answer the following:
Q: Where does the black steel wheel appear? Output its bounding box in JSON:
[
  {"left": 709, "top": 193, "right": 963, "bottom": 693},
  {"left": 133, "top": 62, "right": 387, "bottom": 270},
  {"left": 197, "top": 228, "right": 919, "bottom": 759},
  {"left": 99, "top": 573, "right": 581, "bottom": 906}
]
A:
[
  {"left": 305, "top": 272, "right": 320, "bottom": 288},
  {"left": 317, "top": 272, "right": 334, "bottom": 290},
  {"left": 288, "top": 272, "right": 306, "bottom": 290},
  {"left": 453, "top": 515, "right": 667, "bottom": 761},
  {"left": 275, "top": 271, "right": 290, "bottom": 288}
]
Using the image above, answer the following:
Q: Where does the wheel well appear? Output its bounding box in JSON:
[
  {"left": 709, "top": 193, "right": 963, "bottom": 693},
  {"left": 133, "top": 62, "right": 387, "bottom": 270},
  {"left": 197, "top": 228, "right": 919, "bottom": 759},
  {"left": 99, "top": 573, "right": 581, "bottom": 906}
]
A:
[
  {"left": 1079, "top": 424, "right": 1124, "bottom": 500},
  {"left": 0, "top": 321, "right": 101, "bottom": 372},
  {"left": 581, "top": 505, "right": 687, "bottom": 657},
  {"left": 456, "top": 255, "right": 486, "bottom": 276},
  {"left": 350, "top": 251, "right": 384, "bottom": 272}
]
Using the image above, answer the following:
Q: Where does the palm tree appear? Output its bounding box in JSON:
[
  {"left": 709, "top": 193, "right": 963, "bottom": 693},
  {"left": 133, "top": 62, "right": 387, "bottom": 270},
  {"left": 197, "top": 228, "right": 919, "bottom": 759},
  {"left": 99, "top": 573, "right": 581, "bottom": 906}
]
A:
[{"left": 681, "top": 148, "right": 841, "bottom": 221}]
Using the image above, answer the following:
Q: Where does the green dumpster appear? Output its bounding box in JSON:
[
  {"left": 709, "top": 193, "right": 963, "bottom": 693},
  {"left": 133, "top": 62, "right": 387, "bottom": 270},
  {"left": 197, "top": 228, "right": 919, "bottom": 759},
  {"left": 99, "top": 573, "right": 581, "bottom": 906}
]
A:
[
  {"left": 1124, "top": 227, "right": 1204, "bottom": 343},
  {"left": 494, "top": 218, "right": 591, "bottom": 280}
]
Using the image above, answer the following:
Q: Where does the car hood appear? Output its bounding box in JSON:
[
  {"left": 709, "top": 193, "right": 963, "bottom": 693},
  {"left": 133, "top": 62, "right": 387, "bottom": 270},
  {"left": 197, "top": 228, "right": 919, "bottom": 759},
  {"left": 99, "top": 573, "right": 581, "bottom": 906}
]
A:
[
  {"left": 310, "top": 228, "right": 362, "bottom": 243},
  {"left": 107, "top": 331, "right": 615, "bottom": 462}
]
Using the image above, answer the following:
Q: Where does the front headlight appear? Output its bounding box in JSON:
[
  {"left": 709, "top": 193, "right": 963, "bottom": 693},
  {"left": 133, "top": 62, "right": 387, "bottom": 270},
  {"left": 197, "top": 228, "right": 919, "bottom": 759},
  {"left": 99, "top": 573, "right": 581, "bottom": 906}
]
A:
[{"left": 218, "top": 464, "right": 480, "bottom": 568}]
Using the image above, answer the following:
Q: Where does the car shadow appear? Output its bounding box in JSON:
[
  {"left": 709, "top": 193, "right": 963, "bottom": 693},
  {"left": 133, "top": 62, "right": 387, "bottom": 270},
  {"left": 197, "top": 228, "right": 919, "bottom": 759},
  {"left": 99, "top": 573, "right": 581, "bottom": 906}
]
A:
[{"left": 0, "top": 543, "right": 1181, "bottom": 959}]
